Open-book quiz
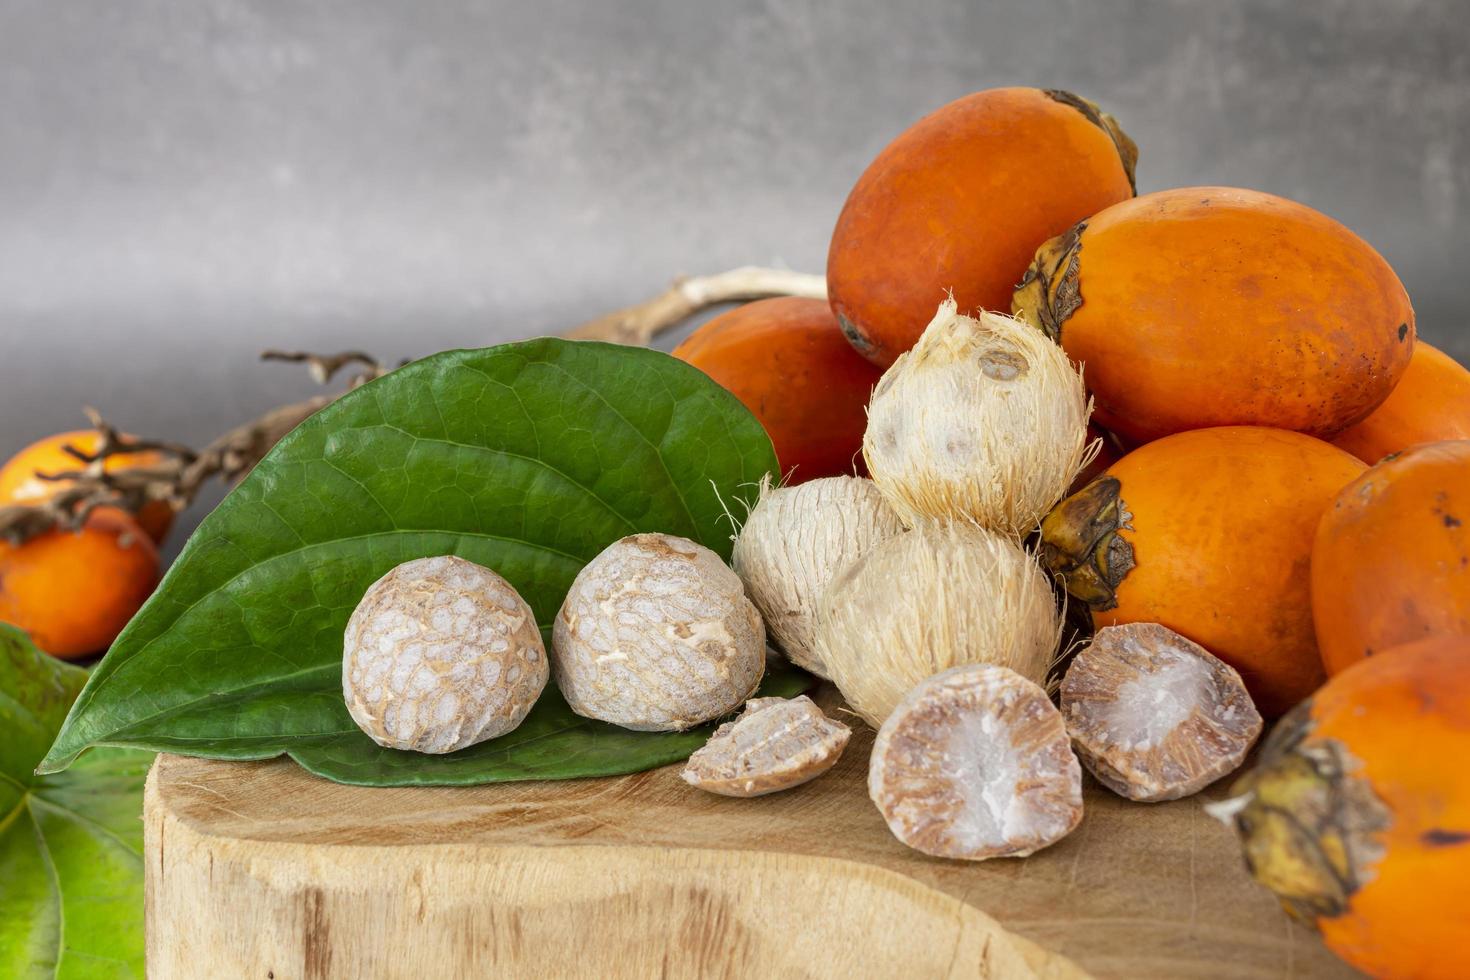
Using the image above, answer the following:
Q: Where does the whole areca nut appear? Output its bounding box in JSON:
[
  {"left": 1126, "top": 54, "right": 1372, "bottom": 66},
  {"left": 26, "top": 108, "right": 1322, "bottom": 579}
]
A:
[
  {"left": 553, "top": 533, "right": 765, "bottom": 732},
  {"left": 342, "top": 555, "right": 548, "bottom": 754}
]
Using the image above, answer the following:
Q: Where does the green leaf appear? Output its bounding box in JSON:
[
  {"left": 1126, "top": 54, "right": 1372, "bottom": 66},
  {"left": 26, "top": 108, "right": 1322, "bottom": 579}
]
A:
[
  {"left": 1, "top": 624, "right": 151, "bottom": 979},
  {"left": 41, "top": 339, "right": 794, "bottom": 785}
]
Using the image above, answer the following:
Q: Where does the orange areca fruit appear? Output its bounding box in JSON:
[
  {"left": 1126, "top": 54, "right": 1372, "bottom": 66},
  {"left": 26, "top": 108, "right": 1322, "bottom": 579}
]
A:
[
  {"left": 1331, "top": 342, "right": 1470, "bottom": 463},
  {"left": 827, "top": 87, "right": 1136, "bottom": 367},
  {"left": 673, "top": 297, "right": 883, "bottom": 482},
  {"left": 1311, "top": 439, "right": 1470, "bottom": 674},
  {"left": 0, "top": 509, "right": 160, "bottom": 659},
  {"left": 1041, "top": 426, "right": 1365, "bottom": 716},
  {"left": 0, "top": 429, "right": 175, "bottom": 543},
  {"left": 1219, "top": 635, "right": 1470, "bottom": 980},
  {"left": 1013, "top": 187, "right": 1414, "bottom": 444}
]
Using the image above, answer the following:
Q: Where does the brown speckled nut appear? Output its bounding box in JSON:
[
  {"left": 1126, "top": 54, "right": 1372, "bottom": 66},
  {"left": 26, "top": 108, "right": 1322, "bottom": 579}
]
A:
[
  {"left": 553, "top": 533, "right": 765, "bottom": 732},
  {"left": 342, "top": 555, "right": 549, "bottom": 754}
]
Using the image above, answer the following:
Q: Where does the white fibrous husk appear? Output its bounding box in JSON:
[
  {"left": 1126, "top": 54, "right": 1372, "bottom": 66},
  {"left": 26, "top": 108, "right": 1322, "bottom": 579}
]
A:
[
  {"left": 731, "top": 475, "right": 904, "bottom": 679},
  {"left": 552, "top": 532, "right": 765, "bottom": 732},
  {"left": 817, "top": 520, "right": 1061, "bottom": 728},
  {"left": 869, "top": 663, "right": 1083, "bottom": 860},
  {"left": 862, "top": 298, "right": 1094, "bottom": 537}
]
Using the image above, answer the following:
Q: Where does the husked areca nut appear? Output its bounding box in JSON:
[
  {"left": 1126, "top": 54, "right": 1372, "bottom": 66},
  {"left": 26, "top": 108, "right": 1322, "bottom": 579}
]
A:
[
  {"left": 731, "top": 475, "right": 904, "bottom": 679},
  {"left": 681, "top": 695, "right": 851, "bottom": 797},
  {"left": 342, "top": 556, "right": 549, "bottom": 754},
  {"left": 1061, "top": 623, "right": 1263, "bottom": 802},
  {"left": 862, "top": 299, "right": 1092, "bottom": 537},
  {"left": 869, "top": 664, "right": 1084, "bottom": 860},
  {"left": 553, "top": 533, "right": 765, "bottom": 732}
]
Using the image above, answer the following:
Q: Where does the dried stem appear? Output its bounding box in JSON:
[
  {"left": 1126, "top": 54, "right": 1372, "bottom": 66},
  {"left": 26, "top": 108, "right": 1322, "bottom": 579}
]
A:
[
  {"left": 259, "top": 350, "right": 391, "bottom": 386},
  {"left": 564, "top": 266, "right": 826, "bottom": 346},
  {"left": 0, "top": 267, "right": 823, "bottom": 544}
]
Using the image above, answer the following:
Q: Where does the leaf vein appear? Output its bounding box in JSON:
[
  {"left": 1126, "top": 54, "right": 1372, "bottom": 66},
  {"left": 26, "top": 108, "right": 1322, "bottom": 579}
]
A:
[{"left": 544, "top": 360, "right": 700, "bottom": 533}]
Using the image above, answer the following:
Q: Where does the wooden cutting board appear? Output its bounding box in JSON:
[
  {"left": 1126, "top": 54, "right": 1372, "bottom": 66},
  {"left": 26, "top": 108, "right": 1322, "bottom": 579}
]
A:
[{"left": 143, "top": 688, "right": 1354, "bottom": 979}]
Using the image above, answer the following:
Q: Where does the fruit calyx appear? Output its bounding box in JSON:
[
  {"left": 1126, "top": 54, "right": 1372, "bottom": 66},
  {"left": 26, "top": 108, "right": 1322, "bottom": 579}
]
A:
[
  {"left": 1038, "top": 475, "right": 1135, "bottom": 611},
  {"left": 1013, "top": 221, "right": 1085, "bottom": 344},
  {"left": 1043, "top": 90, "right": 1139, "bottom": 193},
  {"left": 1211, "top": 702, "right": 1391, "bottom": 923}
]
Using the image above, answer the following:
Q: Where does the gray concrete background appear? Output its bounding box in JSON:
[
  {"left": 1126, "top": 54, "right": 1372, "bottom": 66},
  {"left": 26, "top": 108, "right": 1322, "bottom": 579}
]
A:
[{"left": 1, "top": 0, "right": 1467, "bottom": 550}]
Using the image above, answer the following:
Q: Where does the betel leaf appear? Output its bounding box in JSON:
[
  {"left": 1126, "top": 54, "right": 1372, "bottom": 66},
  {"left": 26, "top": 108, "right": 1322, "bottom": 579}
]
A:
[
  {"left": 39, "top": 339, "right": 799, "bottom": 786},
  {"left": 1, "top": 624, "right": 152, "bottom": 979}
]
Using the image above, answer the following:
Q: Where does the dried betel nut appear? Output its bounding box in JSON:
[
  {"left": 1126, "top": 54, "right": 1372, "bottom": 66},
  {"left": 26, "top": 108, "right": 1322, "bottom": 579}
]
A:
[
  {"left": 868, "top": 664, "right": 1083, "bottom": 860},
  {"left": 1061, "top": 622, "right": 1264, "bottom": 802},
  {"left": 342, "top": 555, "right": 549, "bottom": 754},
  {"left": 682, "top": 695, "right": 851, "bottom": 797},
  {"left": 553, "top": 532, "right": 765, "bottom": 731}
]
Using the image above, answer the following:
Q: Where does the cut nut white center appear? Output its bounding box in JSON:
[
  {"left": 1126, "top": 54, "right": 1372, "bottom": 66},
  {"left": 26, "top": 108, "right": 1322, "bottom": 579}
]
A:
[
  {"left": 869, "top": 664, "right": 1083, "bottom": 861},
  {"left": 1061, "top": 623, "right": 1263, "bottom": 802}
]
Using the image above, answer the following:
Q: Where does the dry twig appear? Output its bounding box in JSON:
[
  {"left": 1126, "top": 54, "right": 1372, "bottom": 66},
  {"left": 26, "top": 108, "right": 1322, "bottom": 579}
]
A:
[
  {"left": 0, "top": 267, "right": 822, "bottom": 544},
  {"left": 564, "top": 266, "right": 826, "bottom": 345}
]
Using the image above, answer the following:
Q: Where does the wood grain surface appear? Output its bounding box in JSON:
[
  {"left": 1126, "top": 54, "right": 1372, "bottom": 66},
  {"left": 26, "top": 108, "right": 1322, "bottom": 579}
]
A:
[{"left": 143, "top": 688, "right": 1354, "bottom": 979}]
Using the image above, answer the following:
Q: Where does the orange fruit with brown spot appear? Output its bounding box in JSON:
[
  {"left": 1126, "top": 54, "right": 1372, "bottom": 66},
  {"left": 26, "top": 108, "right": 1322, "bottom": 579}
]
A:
[
  {"left": 1311, "top": 439, "right": 1470, "bottom": 675},
  {"left": 827, "top": 87, "right": 1137, "bottom": 367},
  {"left": 0, "top": 429, "right": 175, "bottom": 543},
  {"left": 1331, "top": 342, "right": 1470, "bottom": 463},
  {"left": 673, "top": 297, "right": 882, "bottom": 482},
  {"left": 0, "top": 509, "right": 160, "bottom": 659},
  {"left": 1041, "top": 426, "right": 1365, "bottom": 717},
  {"left": 1219, "top": 634, "right": 1470, "bottom": 980},
  {"left": 1013, "top": 187, "right": 1415, "bottom": 444}
]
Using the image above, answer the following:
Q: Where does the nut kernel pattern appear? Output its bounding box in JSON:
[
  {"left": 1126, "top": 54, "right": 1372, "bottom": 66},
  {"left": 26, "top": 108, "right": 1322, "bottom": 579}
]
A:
[
  {"left": 343, "top": 555, "right": 548, "bottom": 754},
  {"left": 553, "top": 533, "right": 766, "bottom": 732},
  {"left": 1062, "top": 623, "right": 1263, "bottom": 802}
]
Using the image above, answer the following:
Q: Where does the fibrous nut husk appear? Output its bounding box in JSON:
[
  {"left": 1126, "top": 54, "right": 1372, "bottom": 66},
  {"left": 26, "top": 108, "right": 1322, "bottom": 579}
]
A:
[
  {"left": 342, "top": 555, "right": 549, "bottom": 754},
  {"left": 553, "top": 532, "right": 765, "bottom": 732},
  {"left": 681, "top": 695, "right": 851, "bottom": 797},
  {"left": 817, "top": 520, "right": 1061, "bottom": 728},
  {"left": 731, "top": 475, "right": 904, "bottom": 679},
  {"left": 1061, "top": 623, "right": 1263, "bottom": 802},
  {"left": 869, "top": 664, "right": 1084, "bottom": 860},
  {"left": 862, "top": 298, "right": 1093, "bottom": 538}
]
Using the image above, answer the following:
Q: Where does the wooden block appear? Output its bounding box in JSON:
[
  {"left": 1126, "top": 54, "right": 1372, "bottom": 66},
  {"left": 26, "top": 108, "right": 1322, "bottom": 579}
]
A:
[{"left": 144, "top": 700, "right": 1352, "bottom": 979}]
